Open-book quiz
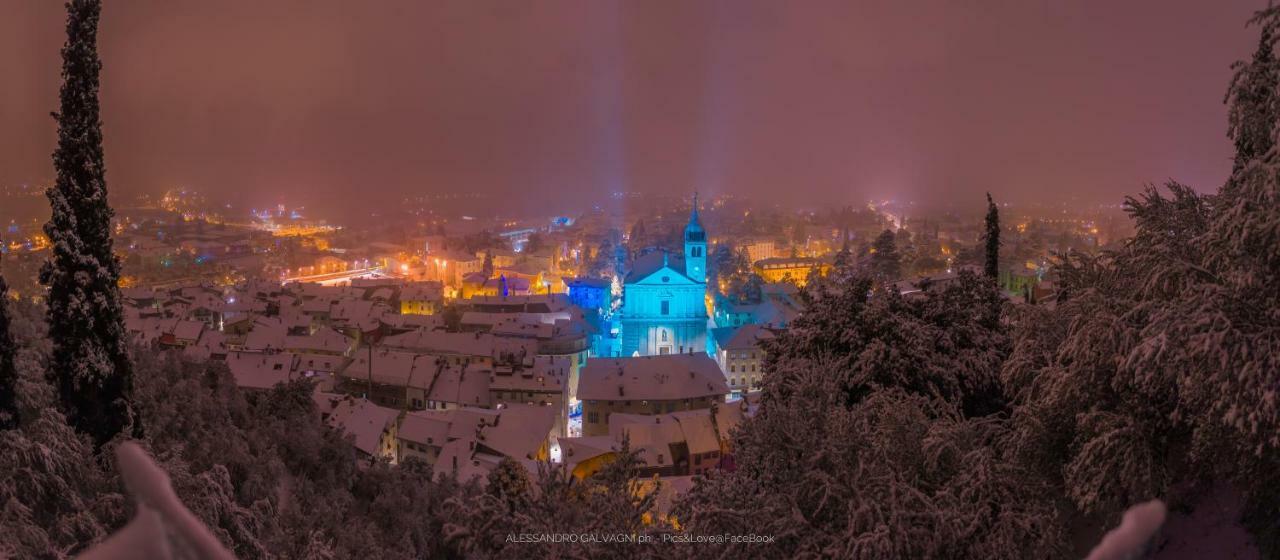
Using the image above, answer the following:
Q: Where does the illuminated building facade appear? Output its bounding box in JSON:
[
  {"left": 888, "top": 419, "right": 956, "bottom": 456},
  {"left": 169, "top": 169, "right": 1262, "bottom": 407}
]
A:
[
  {"left": 753, "top": 255, "right": 832, "bottom": 287},
  {"left": 618, "top": 198, "right": 709, "bottom": 356}
]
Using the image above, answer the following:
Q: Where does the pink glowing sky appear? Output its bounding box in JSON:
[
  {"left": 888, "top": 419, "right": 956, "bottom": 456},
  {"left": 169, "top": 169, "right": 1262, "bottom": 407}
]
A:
[{"left": 0, "top": 0, "right": 1266, "bottom": 215}]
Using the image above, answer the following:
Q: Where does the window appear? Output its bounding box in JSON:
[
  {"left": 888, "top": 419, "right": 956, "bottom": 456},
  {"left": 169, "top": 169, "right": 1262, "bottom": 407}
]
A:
[
  {"left": 660, "top": 300, "right": 670, "bottom": 315},
  {"left": 587, "top": 411, "right": 600, "bottom": 424}
]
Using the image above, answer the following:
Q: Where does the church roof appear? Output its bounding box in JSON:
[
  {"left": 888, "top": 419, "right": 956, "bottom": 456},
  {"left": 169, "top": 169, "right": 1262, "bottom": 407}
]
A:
[{"left": 624, "top": 251, "right": 691, "bottom": 285}]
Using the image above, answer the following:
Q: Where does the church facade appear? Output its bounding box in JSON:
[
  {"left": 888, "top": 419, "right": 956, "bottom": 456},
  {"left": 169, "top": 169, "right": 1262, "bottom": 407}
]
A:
[{"left": 618, "top": 199, "right": 709, "bottom": 356}]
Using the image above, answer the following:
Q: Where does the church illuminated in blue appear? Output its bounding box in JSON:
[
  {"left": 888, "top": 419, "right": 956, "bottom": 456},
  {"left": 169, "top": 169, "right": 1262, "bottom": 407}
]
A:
[{"left": 619, "top": 197, "right": 709, "bottom": 356}]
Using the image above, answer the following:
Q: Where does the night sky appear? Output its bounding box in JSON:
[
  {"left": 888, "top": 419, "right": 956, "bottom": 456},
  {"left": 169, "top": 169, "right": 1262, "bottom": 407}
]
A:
[{"left": 0, "top": 0, "right": 1266, "bottom": 216}]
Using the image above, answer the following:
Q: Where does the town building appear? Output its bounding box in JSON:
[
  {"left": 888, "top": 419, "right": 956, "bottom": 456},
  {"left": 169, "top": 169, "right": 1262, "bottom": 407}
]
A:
[
  {"left": 565, "top": 276, "right": 611, "bottom": 316},
  {"left": 709, "top": 323, "right": 776, "bottom": 394},
  {"left": 339, "top": 348, "right": 492, "bottom": 411},
  {"left": 392, "top": 404, "right": 556, "bottom": 483},
  {"left": 325, "top": 396, "right": 399, "bottom": 459},
  {"left": 559, "top": 403, "right": 745, "bottom": 479},
  {"left": 489, "top": 355, "right": 572, "bottom": 436},
  {"left": 752, "top": 255, "right": 833, "bottom": 287},
  {"left": 397, "top": 281, "right": 445, "bottom": 316},
  {"left": 577, "top": 353, "right": 729, "bottom": 437}
]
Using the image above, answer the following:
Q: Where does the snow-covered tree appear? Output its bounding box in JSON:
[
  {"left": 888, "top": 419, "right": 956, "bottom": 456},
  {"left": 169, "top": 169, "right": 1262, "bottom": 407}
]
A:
[
  {"left": 485, "top": 457, "right": 532, "bottom": 511},
  {"left": 586, "top": 239, "right": 615, "bottom": 277},
  {"left": 677, "top": 387, "right": 1063, "bottom": 559},
  {"left": 445, "top": 438, "right": 662, "bottom": 559},
  {"left": 41, "top": 0, "right": 138, "bottom": 447},
  {"left": 481, "top": 250, "right": 494, "bottom": 278},
  {"left": 1226, "top": 9, "right": 1279, "bottom": 175},
  {"left": 523, "top": 232, "right": 545, "bottom": 255},
  {"left": 0, "top": 405, "right": 121, "bottom": 557},
  {"left": 629, "top": 219, "right": 647, "bottom": 248},
  {"left": 0, "top": 259, "right": 17, "bottom": 430},
  {"left": 764, "top": 263, "right": 1007, "bottom": 415},
  {"left": 870, "top": 229, "right": 901, "bottom": 281},
  {"left": 984, "top": 193, "right": 1000, "bottom": 280},
  {"left": 674, "top": 255, "right": 1046, "bottom": 558},
  {"left": 1003, "top": 168, "right": 1280, "bottom": 551}
]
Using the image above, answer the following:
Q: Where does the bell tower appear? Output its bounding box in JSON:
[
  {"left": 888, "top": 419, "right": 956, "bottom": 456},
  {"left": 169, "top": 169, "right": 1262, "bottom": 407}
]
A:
[{"left": 683, "top": 193, "right": 707, "bottom": 283}]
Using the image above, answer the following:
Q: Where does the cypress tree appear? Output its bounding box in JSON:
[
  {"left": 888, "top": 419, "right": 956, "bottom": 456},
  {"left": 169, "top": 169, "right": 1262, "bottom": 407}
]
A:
[
  {"left": 983, "top": 193, "right": 1000, "bottom": 280},
  {"left": 1226, "top": 12, "right": 1279, "bottom": 175},
  {"left": 0, "top": 255, "right": 17, "bottom": 430},
  {"left": 41, "top": 0, "right": 139, "bottom": 446}
]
